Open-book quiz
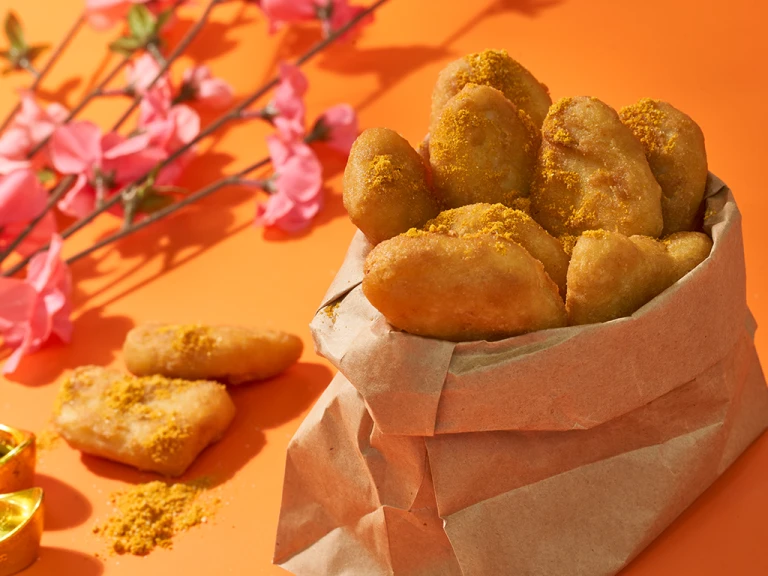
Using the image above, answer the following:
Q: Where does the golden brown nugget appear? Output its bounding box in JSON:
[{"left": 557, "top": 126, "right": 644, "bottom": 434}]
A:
[
  {"left": 620, "top": 98, "right": 708, "bottom": 234},
  {"left": 531, "top": 96, "right": 664, "bottom": 238},
  {"left": 430, "top": 49, "right": 551, "bottom": 132},
  {"left": 566, "top": 230, "right": 712, "bottom": 325},
  {"left": 429, "top": 84, "right": 540, "bottom": 209},
  {"left": 123, "top": 324, "right": 303, "bottom": 384},
  {"left": 52, "top": 367, "right": 235, "bottom": 477},
  {"left": 363, "top": 231, "right": 567, "bottom": 341},
  {"left": 343, "top": 127, "right": 441, "bottom": 245},
  {"left": 424, "top": 203, "right": 569, "bottom": 297}
]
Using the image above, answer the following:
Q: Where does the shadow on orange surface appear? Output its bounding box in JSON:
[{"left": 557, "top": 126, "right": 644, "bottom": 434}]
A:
[
  {"left": 172, "top": 3, "right": 259, "bottom": 63},
  {"left": 36, "top": 77, "right": 83, "bottom": 106},
  {"left": 28, "top": 547, "right": 104, "bottom": 575},
  {"left": 78, "top": 362, "right": 330, "bottom": 486},
  {"left": 36, "top": 473, "right": 93, "bottom": 531}
]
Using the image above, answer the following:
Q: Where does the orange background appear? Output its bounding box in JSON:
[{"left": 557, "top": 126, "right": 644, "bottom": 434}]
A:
[{"left": 1, "top": 0, "right": 767, "bottom": 574}]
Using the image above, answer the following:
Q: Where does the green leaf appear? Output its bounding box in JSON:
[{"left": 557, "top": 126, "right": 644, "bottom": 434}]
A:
[
  {"left": 24, "top": 43, "right": 49, "bottom": 64},
  {"left": 109, "top": 36, "right": 143, "bottom": 56},
  {"left": 154, "top": 9, "right": 173, "bottom": 34},
  {"left": 4, "top": 12, "right": 26, "bottom": 52},
  {"left": 127, "top": 4, "right": 155, "bottom": 41},
  {"left": 137, "top": 191, "right": 175, "bottom": 214}
]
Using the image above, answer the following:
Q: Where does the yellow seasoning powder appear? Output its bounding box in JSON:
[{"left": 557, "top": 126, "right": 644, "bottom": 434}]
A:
[
  {"left": 35, "top": 428, "right": 61, "bottom": 452},
  {"left": 93, "top": 481, "right": 218, "bottom": 556}
]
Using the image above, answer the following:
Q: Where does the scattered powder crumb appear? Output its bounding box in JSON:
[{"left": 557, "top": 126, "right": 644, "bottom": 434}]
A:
[
  {"left": 323, "top": 301, "right": 341, "bottom": 322},
  {"left": 93, "top": 480, "right": 219, "bottom": 556},
  {"left": 36, "top": 428, "right": 61, "bottom": 452}
]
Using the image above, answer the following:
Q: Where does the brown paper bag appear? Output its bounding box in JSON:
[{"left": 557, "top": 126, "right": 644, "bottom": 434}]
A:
[{"left": 275, "top": 175, "right": 768, "bottom": 575}]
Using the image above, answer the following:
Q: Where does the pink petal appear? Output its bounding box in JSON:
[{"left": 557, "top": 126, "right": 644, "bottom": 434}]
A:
[
  {"left": 169, "top": 105, "right": 201, "bottom": 146},
  {"left": 197, "top": 78, "right": 234, "bottom": 109},
  {"left": 26, "top": 233, "right": 66, "bottom": 293},
  {"left": 266, "top": 134, "right": 292, "bottom": 168},
  {"left": 0, "top": 156, "right": 31, "bottom": 175},
  {"left": 318, "top": 103, "right": 358, "bottom": 154},
  {"left": 49, "top": 122, "right": 103, "bottom": 175},
  {"left": 0, "top": 127, "right": 33, "bottom": 161},
  {"left": 271, "top": 63, "right": 308, "bottom": 136},
  {"left": 182, "top": 65, "right": 211, "bottom": 86},
  {"left": 1, "top": 212, "right": 57, "bottom": 257},
  {"left": 328, "top": 0, "right": 374, "bottom": 40},
  {"left": 269, "top": 139, "right": 323, "bottom": 203},
  {"left": 126, "top": 53, "right": 164, "bottom": 95},
  {"left": 254, "top": 191, "right": 295, "bottom": 227},
  {"left": 102, "top": 132, "right": 152, "bottom": 158},
  {"left": 259, "top": 0, "right": 316, "bottom": 32},
  {"left": 0, "top": 169, "right": 48, "bottom": 226},
  {"left": 57, "top": 174, "right": 95, "bottom": 218}
]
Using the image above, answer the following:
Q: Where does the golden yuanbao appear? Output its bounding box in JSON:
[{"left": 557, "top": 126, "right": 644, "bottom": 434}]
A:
[{"left": 344, "top": 49, "right": 712, "bottom": 341}]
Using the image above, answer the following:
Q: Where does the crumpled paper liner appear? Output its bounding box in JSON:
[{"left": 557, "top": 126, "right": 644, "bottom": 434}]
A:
[{"left": 275, "top": 174, "right": 768, "bottom": 575}]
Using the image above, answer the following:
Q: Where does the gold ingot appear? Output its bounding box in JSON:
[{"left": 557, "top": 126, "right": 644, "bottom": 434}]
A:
[
  {"left": 0, "top": 488, "right": 44, "bottom": 575},
  {"left": 0, "top": 425, "right": 35, "bottom": 495}
]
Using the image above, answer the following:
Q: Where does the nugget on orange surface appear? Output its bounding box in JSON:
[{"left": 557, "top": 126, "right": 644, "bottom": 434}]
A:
[
  {"left": 429, "top": 84, "right": 540, "bottom": 209},
  {"left": 531, "top": 96, "right": 664, "bottom": 238},
  {"left": 424, "top": 203, "right": 569, "bottom": 297},
  {"left": 52, "top": 367, "right": 235, "bottom": 477},
  {"left": 363, "top": 231, "right": 566, "bottom": 341},
  {"left": 620, "top": 98, "right": 708, "bottom": 235},
  {"left": 123, "top": 324, "right": 302, "bottom": 384},
  {"left": 566, "top": 230, "right": 712, "bottom": 325},
  {"left": 343, "top": 127, "right": 441, "bottom": 245},
  {"left": 431, "top": 49, "right": 551, "bottom": 131}
]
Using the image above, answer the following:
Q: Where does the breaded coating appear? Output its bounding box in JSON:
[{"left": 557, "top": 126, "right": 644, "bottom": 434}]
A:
[
  {"left": 343, "top": 127, "right": 441, "bottom": 245},
  {"left": 123, "top": 323, "right": 303, "bottom": 384},
  {"left": 430, "top": 49, "right": 551, "bottom": 132},
  {"left": 363, "top": 231, "right": 567, "bottom": 342},
  {"left": 429, "top": 84, "right": 540, "bottom": 209},
  {"left": 620, "top": 98, "right": 708, "bottom": 234},
  {"left": 52, "top": 367, "right": 235, "bottom": 477},
  {"left": 424, "top": 203, "right": 569, "bottom": 297},
  {"left": 566, "top": 230, "right": 712, "bottom": 325},
  {"left": 531, "top": 96, "right": 664, "bottom": 238}
]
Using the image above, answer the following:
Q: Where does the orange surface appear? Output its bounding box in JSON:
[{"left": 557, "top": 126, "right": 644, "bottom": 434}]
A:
[{"left": 0, "top": 0, "right": 767, "bottom": 574}]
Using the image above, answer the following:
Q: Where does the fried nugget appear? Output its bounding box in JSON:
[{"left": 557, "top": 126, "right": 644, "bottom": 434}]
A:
[
  {"left": 123, "top": 323, "right": 303, "bottom": 384},
  {"left": 620, "top": 98, "right": 708, "bottom": 234},
  {"left": 343, "top": 127, "right": 441, "bottom": 245},
  {"left": 531, "top": 96, "right": 664, "bottom": 238},
  {"left": 52, "top": 367, "right": 235, "bottom": 477},
  {"left": 429, "top": 84, "right": 540, "bottom": 209},
  {"left": 566, "top": 230, "right": 712, "bottom": 325},
  {"left": 430, "top": 49, "right": 551, "bottom": 132},
  {"left": 424, "top": 203, "right": 569, "bottom": 297},
  {"left": 363, "top": 231, "right": 566, "bottom": 341}
]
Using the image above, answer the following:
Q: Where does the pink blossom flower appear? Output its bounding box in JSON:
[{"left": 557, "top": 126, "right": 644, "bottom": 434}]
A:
[
  {"left": 0, "top": 169, "right": 57, "bottom": 256},
  {"left": 0, "top": 93, "right": 67, "bottom": 170},
  {"left": 309, "top": 104, "right": 358, "bottom": 154},
  {"left": 255, "top": 135, "right": 323, "bottom": 232},
  {"left": 258, "top": 0, "right": 317, "bottom": 33},
  {"left": 267, "top": 63, "right": 308, "bottom": 140},
  {"left": 125, "top": 53, "right": 171, "bottom": 97},
  {"left": 49, "top": 121, "right": 165, "bottom": 218},
  {"left": 85, "top": 0, "right": 149, "bottom": 31},
  {"left": 181, "top": 66, "right": 234, "bottom": 109},
  {"left": 319, "top": 0, "right": 373, "bottom": 39},
  {"left": 0, "top": 234, "right": 72, "bottom": 374},
  {"left": 138, "top": 87, "right": 201, "bottom": 185}
]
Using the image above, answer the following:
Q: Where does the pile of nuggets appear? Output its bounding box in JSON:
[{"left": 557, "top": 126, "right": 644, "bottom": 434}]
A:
[{"left": 344, "top": 49, "right": 712, "bottom": 342}]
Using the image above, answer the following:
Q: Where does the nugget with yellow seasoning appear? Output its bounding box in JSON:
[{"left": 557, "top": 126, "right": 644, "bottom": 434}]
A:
[
  {"left": 424, "top": 203, "right": 569, "bottom": 297},
  {"left": 620, "top": 98, "right": 708, "bottom": 235},
  {"left": 343, "top": 127, "right": 441, "bottom": 245},
  {"left": 123, "top": 324, "right": 303, "bottom": 384},
  {"left": 363, "top": 231, "right": 567, "bottom": 341},
  {"left": 429, "top": 84, "right": 540, "bottom": 209},
  {"left": 52, "top": 367, "right": 235, "bottom": 477},
  {"left": 430, "top": 49, "right": 551, "bottom": 131},
  {"left": 531, "top": 96, "right": 664, "bottom": 238},
  {"left": 566, "top": 230, "right": 712, "bottom": 325}
]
